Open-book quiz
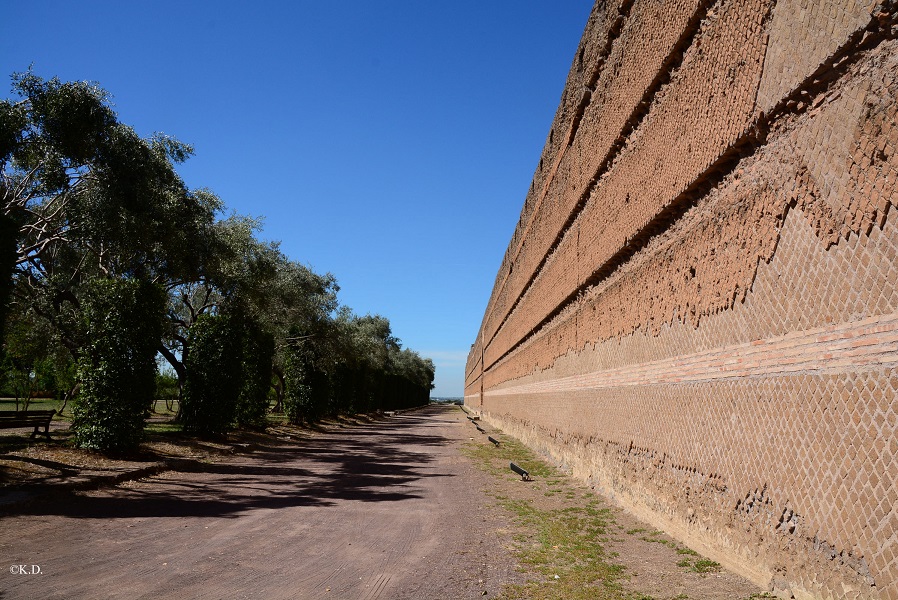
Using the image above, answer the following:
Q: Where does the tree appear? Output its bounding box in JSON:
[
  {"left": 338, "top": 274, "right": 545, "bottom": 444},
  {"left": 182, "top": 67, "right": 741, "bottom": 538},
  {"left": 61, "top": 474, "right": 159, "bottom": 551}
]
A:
[
  {"left": 1, "top": 71, "right": 220, "bottom": 447},
  {"left": 283, "top": 336, "right": 314, "bottom": 425},
  {"left": 2, "top": 70, "right": 436, "bottom": 440},
  {"left": 1, "top": 301, "right": 56, "bottom": 410},
  {"left": 266, "top": 261, "right": 338, "bottom": 413},
  {"left": 1, "top": 71, "right": 219, "bottom": 356},
  {"left": 158, "top": 214, "right": 274, "bottom": 398},
  {"left": 161, "top": 222, "right": 341, "bottom": 417},
  {"left": 0, "top": 214, "right": 15, "bottom": 345},
  {"left": 154, "top": 366, "right": 180, "bottom": 413},
  {"left": 283, "top": 310, "right": 435, "bottom": 422}
]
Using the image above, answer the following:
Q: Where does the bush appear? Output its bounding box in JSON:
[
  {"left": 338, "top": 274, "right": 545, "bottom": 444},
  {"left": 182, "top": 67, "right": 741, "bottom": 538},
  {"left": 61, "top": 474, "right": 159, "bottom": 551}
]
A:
[
  {"left": 72, "top": 278, "right": 165, "bottom": 452},
  {"left": 283, "top": 343, "right": 313, "bottom": 425},
  {"left": 235, "top": 320, "right": 274, "bottom": 429},
  {"left": 181, "top": 314, "right": 242, "bottom": 435},
  {"left": 282, "top": 340, "right": 329, "bottom": 424},
  {"left": 329, "top": 363, "right": 358, "bottom": 414}
]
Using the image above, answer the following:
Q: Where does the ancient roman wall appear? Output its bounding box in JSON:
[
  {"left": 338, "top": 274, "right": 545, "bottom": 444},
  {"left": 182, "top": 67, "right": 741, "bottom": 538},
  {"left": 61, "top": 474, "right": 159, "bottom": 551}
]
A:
[{"left": 465, "top": 1, "right": 898, "bottom": 598}]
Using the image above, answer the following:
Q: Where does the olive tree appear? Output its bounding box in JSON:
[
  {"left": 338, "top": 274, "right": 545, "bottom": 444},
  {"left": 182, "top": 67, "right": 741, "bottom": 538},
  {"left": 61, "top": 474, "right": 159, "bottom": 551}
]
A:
[
  {"left": 1, "top": 71, "right": 218, "bottom": 448},
  {"left": 1, "top": 71, "right": 218, "bottom": 353}
]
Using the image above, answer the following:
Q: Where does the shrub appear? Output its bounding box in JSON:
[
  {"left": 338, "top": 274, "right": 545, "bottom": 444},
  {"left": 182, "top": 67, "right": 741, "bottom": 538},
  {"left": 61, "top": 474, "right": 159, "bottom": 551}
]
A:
[
  {"left": 72, "top": 278, "right": 165, "bottom": 452},
  {"left": 235, "top": 320, "right": 274, "bottom": 429},
  {"left": 181, "top": 313, "right": 242, "bottom": 435},
  {"left": 283, "top": 343, "right": 313, "bottom": 425}
]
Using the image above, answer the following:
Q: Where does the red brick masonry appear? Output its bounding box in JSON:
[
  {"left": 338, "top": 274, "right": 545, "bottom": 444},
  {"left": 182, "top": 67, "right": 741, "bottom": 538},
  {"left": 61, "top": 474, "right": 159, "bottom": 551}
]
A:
[
  {"left": 466, "top": 1, "right": 898, "bottom": 598},
  {"left": 487, "top": 313, "right": 898, "bottom": 396}
]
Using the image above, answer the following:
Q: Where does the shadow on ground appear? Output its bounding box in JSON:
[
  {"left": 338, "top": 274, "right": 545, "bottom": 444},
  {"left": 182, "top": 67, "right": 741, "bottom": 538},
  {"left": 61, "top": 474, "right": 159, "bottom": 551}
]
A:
[{"left": 1, "top": 407, "right": 457, "bottom": 520}]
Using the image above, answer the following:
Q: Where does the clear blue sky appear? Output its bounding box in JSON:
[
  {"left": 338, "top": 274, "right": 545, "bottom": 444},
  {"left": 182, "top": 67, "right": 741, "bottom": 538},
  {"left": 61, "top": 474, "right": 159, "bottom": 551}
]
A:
[{"left": 1, "top": 2, "right": 592, "bottom": 397}]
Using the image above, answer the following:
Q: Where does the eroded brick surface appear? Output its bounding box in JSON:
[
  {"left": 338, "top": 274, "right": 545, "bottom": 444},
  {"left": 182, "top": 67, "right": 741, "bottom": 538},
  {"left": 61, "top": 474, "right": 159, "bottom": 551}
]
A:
[{"left": 466, "top": 2, "right": 898, "bottom": 598}]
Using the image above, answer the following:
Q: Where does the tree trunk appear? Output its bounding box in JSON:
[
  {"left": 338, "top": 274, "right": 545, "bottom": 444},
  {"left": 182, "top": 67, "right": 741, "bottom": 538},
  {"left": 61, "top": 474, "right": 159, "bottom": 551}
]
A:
[
  {"left": 158, "top": 345, "right": 187, "bottom": 421},
  {"left": 272, "top": 366, "right": 286, "bottom": 413}
]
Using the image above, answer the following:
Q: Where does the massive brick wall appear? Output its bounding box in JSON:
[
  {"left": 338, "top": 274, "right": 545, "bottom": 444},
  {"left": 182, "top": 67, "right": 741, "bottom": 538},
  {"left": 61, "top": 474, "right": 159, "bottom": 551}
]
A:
[{"left": 465, "top": 1, "right": 898, "bottom": 598}]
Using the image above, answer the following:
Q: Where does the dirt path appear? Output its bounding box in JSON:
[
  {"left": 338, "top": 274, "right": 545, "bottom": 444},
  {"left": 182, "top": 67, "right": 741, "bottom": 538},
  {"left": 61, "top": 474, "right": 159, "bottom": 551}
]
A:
[
  {"left": 0, "top": 405, "right": 520, "bottom": 600},
  {"left": 0, "top": 405, "right": 764, "bottom": 599}
]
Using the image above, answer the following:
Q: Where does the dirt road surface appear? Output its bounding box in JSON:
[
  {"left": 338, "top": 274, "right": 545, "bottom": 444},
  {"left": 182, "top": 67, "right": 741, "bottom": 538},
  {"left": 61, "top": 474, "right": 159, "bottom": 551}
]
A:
[{"left": 0, "top": 406, "right": 519, "bottom": 600}]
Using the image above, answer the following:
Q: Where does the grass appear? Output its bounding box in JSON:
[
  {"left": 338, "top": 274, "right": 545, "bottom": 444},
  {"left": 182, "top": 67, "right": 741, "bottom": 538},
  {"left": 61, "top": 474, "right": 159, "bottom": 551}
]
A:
[
  {"left": 149, "top": 399, "right": 180, "bottom": 418},
  {"left": 492, "top": 493, "right": 630, "bottom": 600},
  {"left": 673, "top": 557, "right": 722, "bottom": 574},
  {"left": 634, "top": 529, "right": 679, "bottom": 549},
  {"left": 623, "top": 527, "right": 719, "bottom": 573},
  {"left": 0, "top": 396, "right": 68, "bottom": 415},
  {"left": 462, "top": 430, "right": 658, "bottom": 600},
  {"left": 461, "top": 432, "right": 557, "bottom": 481},
  {"left": 462, "top": 423, "right": 737, "bottom": 598},
  {"left": 690, "top": 560, "right": 722, "bottom": 574},
  {"left": 144, "top": 421, "right": 184, "bottom": 435},
  {"left": 1, "top": 396, "right": 181, "bottom": 420},
  {"left": 2, "top": 396, "right": 186, "bottom": 447},
  {"left": 0, "top": 396, "right": 325, "bottom": 456},
  {"left": 636, "top": 528, "right": 720, "bottom": 574},
  {"left": 2, "top": 396, "right": 184, "bottom": 444}
]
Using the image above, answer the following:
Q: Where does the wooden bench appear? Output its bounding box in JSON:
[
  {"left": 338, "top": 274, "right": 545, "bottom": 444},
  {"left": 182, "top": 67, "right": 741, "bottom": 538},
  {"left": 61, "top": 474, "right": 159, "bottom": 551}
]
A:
[{"left": 0, "top": 410, "right": 56, "bottom": 440}]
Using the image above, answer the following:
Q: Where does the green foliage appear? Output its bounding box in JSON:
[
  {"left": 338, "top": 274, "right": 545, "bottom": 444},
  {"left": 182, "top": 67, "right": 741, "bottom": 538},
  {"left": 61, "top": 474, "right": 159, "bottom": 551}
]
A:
[
  {"left": 329, "top": 362, "right": 361, "bottom": 414},
  {"left": 157, "top": 215, "right": 337, "bottom": 414},
  {"left": 71, "top": 279, "right": 165, "bottom": 452},
  {"left": 181, "top": 314, "right": 242, "bottom": 435},
  {"left": 283, "top": 377, "right": 313, "bottom": 425},
  {"left": 2, "top": 293, "right": 77, "bottom": 408},
  {"left": 317, "top": 312, "right": 435, "bottom": 417},
  {"left": 235, "top": 318, "right": 274, "bottom": 428},
  {"left": 2, "top": 309, "right": 45, "bottom": 407},
  {"left": 4, "top": 70, "right": 215, "bottom": 281},
  {"left": 282, "top": 311, "right": 436, "bottom": 423},
  {"left": 283, "top": 336, "right": 318, "bottom": 424},
  {"left": 155, "top": 369, "right": 180, "bottom": 401},
  {"left": 689, "top": 559, "right": 721, "bottom": 574},
  {"left": 3, "top": 70, "right": 220, "bottom": 358},
  {"left": 0, "top": 214, "right": 15, "bottom": 344}
]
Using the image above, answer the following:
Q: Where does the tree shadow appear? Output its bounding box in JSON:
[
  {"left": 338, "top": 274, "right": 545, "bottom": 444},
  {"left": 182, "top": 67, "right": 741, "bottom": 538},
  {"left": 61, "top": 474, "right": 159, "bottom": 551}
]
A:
[
  {"left": 2, "top": 405, "right": 458, "bottom": 520},
  {"left": 0, "top": 455, "right": 79, "bottom": 479}
]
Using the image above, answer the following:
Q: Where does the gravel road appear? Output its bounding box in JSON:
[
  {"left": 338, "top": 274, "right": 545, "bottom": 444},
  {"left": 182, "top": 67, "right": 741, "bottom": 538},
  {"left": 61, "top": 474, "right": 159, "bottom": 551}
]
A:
[{"left": 0, "top": 405, "right": 517, "bottom": 600}]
